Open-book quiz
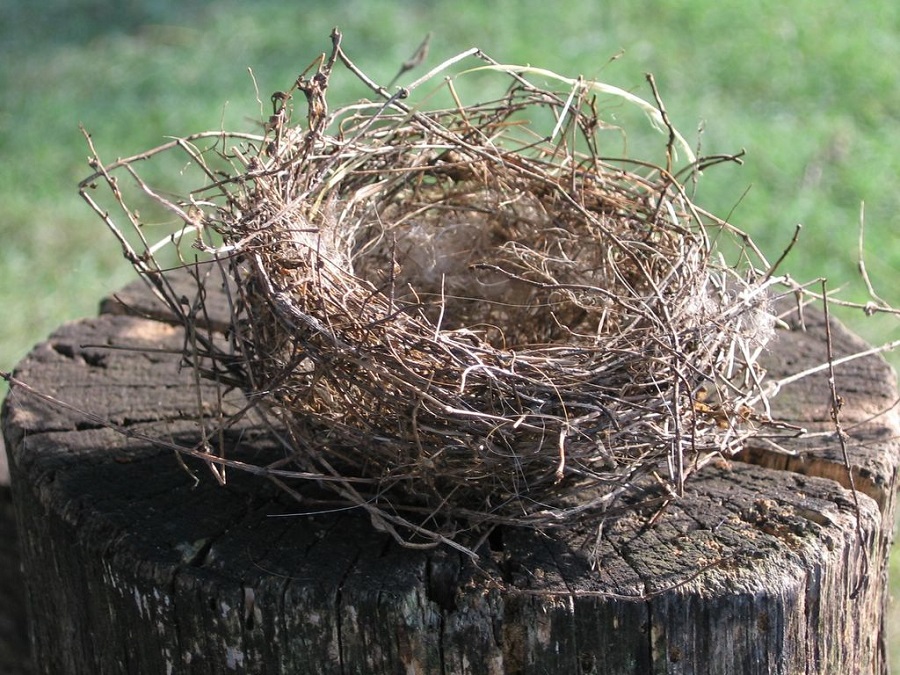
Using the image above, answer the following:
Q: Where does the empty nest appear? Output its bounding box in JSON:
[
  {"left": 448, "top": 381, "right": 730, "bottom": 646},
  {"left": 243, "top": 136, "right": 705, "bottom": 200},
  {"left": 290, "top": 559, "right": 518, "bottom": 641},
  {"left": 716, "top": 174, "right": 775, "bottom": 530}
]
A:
[{"left": 81, "top": 30, "right": 779, "bottom": 555}]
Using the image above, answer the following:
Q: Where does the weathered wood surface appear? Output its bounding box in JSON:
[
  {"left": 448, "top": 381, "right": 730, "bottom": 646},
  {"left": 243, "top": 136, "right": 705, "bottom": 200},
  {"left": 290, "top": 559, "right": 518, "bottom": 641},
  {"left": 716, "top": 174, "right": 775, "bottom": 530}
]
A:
[
  {"left": 3, "top": 277, "right": 899, "bottom": 675},
  {"left": 0, "top": 469, "right": 31, "bottom": 675}
]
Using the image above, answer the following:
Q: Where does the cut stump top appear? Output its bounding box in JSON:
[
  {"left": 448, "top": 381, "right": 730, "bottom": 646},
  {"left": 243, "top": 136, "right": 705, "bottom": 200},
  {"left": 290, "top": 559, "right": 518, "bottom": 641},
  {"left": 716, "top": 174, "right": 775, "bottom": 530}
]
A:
[{"left": 3, "top": 276, "right": 899, "bottom": 675}]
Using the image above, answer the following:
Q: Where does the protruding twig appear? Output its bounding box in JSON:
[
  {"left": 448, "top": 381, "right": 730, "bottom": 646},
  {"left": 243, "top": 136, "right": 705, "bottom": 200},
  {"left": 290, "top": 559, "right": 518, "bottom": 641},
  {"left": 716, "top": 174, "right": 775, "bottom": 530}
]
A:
[
  {"left": 646, "top": 72, "right": 676, "bottom": 173},
  {"left": 388, "top": 31, "right": 432, "bottom": 89},
  {"left": 856, "top": 201, "right": 890, "bottom": 315},
  {"left": 820, "top": 280, "right": 870, "bottom": 599},
  {"left": 763, "top": 223, "right": 802, "bottom": 282}
]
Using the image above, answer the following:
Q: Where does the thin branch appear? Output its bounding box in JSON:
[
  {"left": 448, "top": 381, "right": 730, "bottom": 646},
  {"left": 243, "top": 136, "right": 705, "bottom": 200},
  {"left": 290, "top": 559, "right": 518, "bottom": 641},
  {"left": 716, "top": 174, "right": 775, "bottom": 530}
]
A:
[{"left": 820, "top": 280, "right": 870, "bottom": 599}]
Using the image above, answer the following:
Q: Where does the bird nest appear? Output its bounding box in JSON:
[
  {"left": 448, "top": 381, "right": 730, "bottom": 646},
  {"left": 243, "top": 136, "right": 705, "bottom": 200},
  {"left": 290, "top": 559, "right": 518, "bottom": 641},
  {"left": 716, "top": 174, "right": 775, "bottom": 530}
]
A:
[{"left": 80, "top": 31, "right": 779, "bottom": 554}]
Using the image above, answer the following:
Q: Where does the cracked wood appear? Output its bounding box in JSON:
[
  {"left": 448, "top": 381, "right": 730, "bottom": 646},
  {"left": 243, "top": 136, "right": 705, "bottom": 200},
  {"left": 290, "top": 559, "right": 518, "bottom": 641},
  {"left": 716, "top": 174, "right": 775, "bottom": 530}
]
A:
[{"left": 3, "top": 276, "right": 898, "bottom": 674}]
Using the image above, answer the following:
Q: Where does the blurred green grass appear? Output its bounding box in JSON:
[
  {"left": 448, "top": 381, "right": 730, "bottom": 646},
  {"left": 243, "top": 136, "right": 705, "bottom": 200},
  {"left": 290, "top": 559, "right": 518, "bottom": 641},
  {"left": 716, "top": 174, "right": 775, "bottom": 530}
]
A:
[
  {"left": 2, "top": 0, "right": 899, "bottom": 370},
  {"left": 2, "top": 0, "right": 899, "bottom": 667}
]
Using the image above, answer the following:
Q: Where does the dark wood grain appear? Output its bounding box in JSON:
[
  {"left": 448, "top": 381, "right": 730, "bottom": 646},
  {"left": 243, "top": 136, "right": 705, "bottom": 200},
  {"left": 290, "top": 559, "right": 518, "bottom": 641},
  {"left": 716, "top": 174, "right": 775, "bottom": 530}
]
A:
[
  {"left": 0, "top": 480, "right": 31, "bottom": 675},
  {"left": 3, "top": 278, "right": 898, "bottom": 674}
]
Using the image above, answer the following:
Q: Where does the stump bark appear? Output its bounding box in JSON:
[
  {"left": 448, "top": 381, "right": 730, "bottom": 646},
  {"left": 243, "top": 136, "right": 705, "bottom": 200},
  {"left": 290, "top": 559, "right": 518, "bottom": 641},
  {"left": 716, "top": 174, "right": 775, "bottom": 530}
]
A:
[{"left": 3, "top": 277, "right": 899, "bottom": 675}]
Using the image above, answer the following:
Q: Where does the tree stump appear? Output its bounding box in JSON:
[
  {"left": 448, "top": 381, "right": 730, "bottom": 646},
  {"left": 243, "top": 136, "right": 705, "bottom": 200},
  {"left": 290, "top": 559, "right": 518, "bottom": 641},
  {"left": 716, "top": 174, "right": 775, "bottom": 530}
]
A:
[{"left": 3, "top": 276, "right": 898, "bottom": 675}]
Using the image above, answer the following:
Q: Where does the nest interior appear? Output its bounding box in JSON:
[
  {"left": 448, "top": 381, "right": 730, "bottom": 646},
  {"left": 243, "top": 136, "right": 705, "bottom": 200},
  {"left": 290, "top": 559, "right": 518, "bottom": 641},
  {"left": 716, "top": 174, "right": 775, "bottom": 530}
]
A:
[{"left": 80, "top": 31, "right": 777, "bottom": 553}]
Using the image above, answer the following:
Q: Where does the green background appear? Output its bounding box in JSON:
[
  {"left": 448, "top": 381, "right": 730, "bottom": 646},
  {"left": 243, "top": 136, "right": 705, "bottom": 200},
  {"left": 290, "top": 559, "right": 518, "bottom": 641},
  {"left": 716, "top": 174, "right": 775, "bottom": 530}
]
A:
[{"left": 2, "top": 0, "right": 898, "bottom": 667}]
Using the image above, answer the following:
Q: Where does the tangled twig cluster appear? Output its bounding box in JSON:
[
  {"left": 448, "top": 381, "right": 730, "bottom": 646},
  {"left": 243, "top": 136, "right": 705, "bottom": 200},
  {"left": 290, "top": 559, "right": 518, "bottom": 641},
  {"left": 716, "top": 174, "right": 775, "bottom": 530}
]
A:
[{"left": 80, "top": 30, "right": 781, "bottom": 555}]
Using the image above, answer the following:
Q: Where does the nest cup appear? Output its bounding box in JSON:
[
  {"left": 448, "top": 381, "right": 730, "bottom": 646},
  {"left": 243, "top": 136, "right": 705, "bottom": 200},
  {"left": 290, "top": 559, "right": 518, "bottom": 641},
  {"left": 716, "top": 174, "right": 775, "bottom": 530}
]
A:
[{"left": 81, "top": 33, "right": 775, "bottom": 553}]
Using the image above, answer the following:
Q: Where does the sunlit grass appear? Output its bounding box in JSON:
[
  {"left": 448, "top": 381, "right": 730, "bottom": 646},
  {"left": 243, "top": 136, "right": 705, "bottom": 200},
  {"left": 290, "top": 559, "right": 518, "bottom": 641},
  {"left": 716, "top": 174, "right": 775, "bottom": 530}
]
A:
[
  {"left": 1, "top": 0, "right": 898, "bottom": 665},
  {"left": 3, "top": 0, "right": 898, "bottom": 373}
]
